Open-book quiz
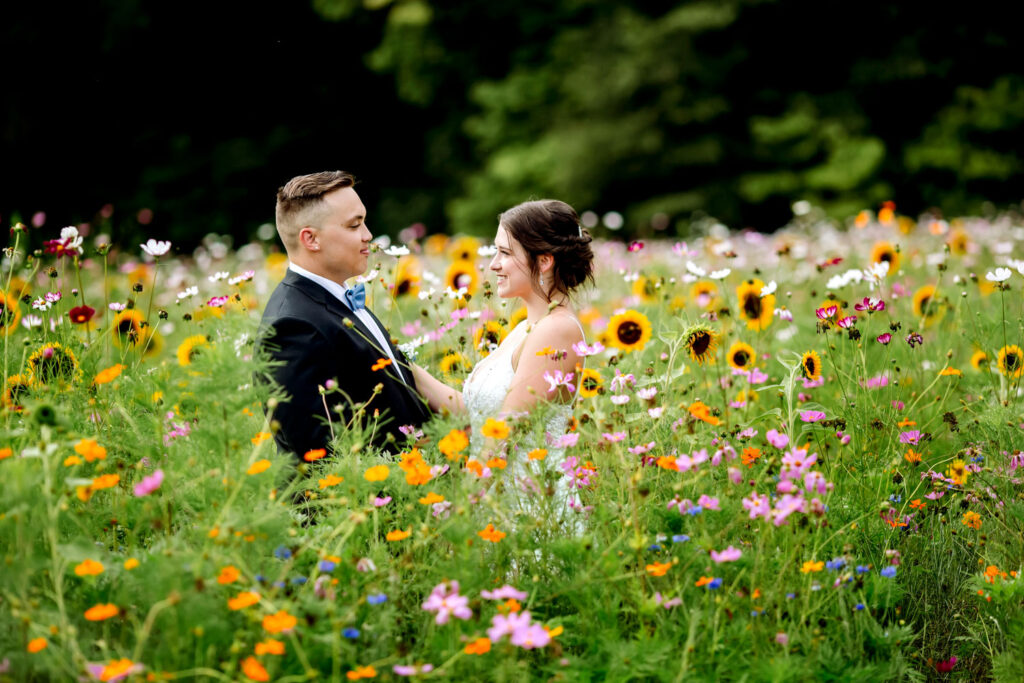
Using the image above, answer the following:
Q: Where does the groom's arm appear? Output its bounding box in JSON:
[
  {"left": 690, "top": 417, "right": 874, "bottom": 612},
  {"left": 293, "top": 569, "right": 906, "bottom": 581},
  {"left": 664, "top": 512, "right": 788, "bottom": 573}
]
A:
[
  {"left": 409, "top": 362, "right": 464, "bottom": 415},
  {"left": 257, "top": 316, "right": 338, "bottom": 460}
]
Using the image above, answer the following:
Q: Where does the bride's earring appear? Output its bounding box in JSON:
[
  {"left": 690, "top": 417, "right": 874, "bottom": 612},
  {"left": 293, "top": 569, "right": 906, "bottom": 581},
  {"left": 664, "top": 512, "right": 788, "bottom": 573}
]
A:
[{"left": 539, "top": 276, "right": 545, "bottom": 287}]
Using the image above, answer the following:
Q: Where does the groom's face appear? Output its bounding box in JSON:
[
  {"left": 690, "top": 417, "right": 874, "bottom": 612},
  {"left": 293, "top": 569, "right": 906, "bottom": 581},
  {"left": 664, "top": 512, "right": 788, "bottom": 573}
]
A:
[{"left": 312, "top": 187, "right": 372, "bottom": 283}]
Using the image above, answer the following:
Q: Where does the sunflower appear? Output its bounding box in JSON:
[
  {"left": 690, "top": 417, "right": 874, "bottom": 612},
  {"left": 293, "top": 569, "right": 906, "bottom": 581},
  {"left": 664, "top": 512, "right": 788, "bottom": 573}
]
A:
[
  {"left": 27, "top": 342, "right": 81, "bottom": 385},
  {"left": 508, "top": 306, "right": 529, "bottom": 329},
  {"left": 265, "top": 252, "right": 289, "bottom": 282},
  {"left": 3, "top": 374, "right": 32, "bottom": 411},
  {"left": 473, "top": 321, "right": 507, "bottom": 357},
  {"left": 0, "top": 290, "right": 22, "bottom": 337},
  {"left": 947, "top": 228, "right": 969, "bottom": 256},
  {"left": 424, "top": 233, "right": 450, "bottom": 256},
  {"left": 439, "top": 352, "right": 472, "bottom": 383},
  {"left": 140, "top": 330, "right": 164, "bottom": 360},
  {"left": 448, "top": 236, "right": 481, "bottom": 262},
  {"left": 177, "top": 335, "right": 210, "bottom": 366},
  {"left": 735, "top": 279, "right": 775, "bottom": 331},
  {"left": 997, "top": 345, "right": 1024, "bottom": 379},
  {"left": 727, "top": 341, "right": 756, "bottom": 371},
  {"left": 579, "top": 368, "right": 603, "bottom": 398},
  {"left": 683, "top": 324, "right": 717, "bottom": 364},
  {"left": 946, "top": 459, "right": 968, "bottom": 486},
  {"left": 869, "top": 241, "right": 900, "bottom": 274},
  {"left": 6, "top": 276, "right": 31, "bottom": 299},
  {"left": 689, "top": 281, "right": 718, "bottom": 310},
  {"left": 800, "top": 350, "right": 822, "bottom": 381},
  {"left": 607, "top": 310, "right": 652, "bottom": 353},
  {"left": 970, "top": 350, "right": 989, "bottom": 372},
  {"left": 734, "top": 388, "right": 759, "bottom": 405},
  {"left": 631, "top": 276, "right": 659, "bottom": 303},
  {"left": 912, "top": 285, "right": 945, "bottom": 326},
  {"left": 111, "top": 309, "right": 147, "bottom": 349},
  {"left": 393, "top": 256, "right": 421, "bottom": 298},
  {"left": 445, "top": 260, "right": 479, "bottom": 297}
]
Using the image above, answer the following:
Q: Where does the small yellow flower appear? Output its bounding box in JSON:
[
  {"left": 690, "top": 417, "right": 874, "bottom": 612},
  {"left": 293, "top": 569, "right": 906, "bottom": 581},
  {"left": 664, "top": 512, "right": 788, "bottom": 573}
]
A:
[
  {"left": 74, "top": 559, "right": 104, "bottom": 577},
  {"left": 363, "top": 465, "right": 389, "bottom": 482},
  {"left": 318, "top": 474, "right": 344, "bottom": 489},
  {"left": 527, "top": 448, "right": 547, "bottom": 461},
  {"left": 481, "top": 418, "right": 509, "bottom": 440},
  {"left": 962, "top": 511, "right": 982, "bottom": 530},
  {"left": 801, "top": 560, "right": 824, "bottom": 574},
  {"left": 124, "top": 558, "right": 140, "bottom": 570},
  {"left": 418, "top": 492, "right": 445, "bottom": 505},
  {"left": 250, "top": 432, "right": 272, "bottom": 445}
]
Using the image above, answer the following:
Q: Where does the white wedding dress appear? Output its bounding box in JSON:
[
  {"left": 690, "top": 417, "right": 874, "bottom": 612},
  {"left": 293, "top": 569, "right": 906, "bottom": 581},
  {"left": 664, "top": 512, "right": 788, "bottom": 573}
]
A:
[{"left": 462, "top": 318, "right": 585, "bottom": 522}]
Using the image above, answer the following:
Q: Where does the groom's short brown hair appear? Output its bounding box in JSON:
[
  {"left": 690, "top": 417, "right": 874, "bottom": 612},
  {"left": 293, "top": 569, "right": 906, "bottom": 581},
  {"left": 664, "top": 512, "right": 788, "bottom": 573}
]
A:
[{"left": 275, "top": 171, "right": 356, "bottom": 250}]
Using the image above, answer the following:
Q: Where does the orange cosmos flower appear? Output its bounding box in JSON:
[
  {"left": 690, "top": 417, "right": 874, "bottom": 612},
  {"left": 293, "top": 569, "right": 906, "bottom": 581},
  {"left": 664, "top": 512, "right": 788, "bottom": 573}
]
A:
[
  {"left": 91, "top": 474, "right": 119, "bottom": 490},
  {"left": 655, "top": 455, "right": 678, "bottom": 470},
  {"left": 124, "top": 558, "right": 139, "bottom": 570},
  {"left": 346, "top": 666, "right": 377, "bottom": 680},
  {"left": 228, "top": 591, "right": 260, "bottom": 611},
  {"left": 247, "top": 459, "right": 271, "bottom": 475},
  {"left": 742, "top": 447, "right": 762, "bottom": 467},
  {"left": 99, "top": 659, "right": 136, "bottom": 682},
  {"left": 438, "top": 429, "right": 469, "bottom": 460},
  {"left": 217, "top": 565, "right": 241, "bottom": 585},
  {"left": 303, "top": 448, "right": 327, "bottom": 462},
  {"left": 262, "top": 609, "right": 297, "bottom": 634},
  {"left": 801, "top": 561, "right": 824, "bottom": 574},
  {"left": 363, "top": 464, "right": 389, "bottom": 481},
  {"left": 74, "top": 559, "right": 104, "bottom": 577},
  {"left": 386, "top": 528, "right": 411, "bottom": 542},
  {"left": 27, "top": 637, "right": 48, "bottom": 653},
  {"left": 464, "top": 637, "right": 492, "bottom": 655},
  {"left": 84, "top": 603, "right": 119, "bottom": 621},
  {"left": 485, "top": 457, "right": 507, "bottom": 470},
  {"left": 318, "top": 474, "right": 344, "bottom": 489},
  {"left": 694, "top": 576, "right": 715, "bottom": 587},
  {"left": 646, "top": 562, "right": 672, "bottom": 576},
  {"left": 904, "top": 449, "right": 922, "bottom": 464},
  {"left": 241, "top": 656, "right": 270, "bottom": 682},
  {"left": 371, "top": 358, "right": 392, "bottom": 371},
  {"left": 93, "top": 364, "right": 125, "bottom": 385},
  {"left": 74, "top": 438, "right": 107, "bottom": 462},
  {"left": 480, "top": 418, "right": 509, "bottom": 440},
  {"left": 250, "top": 432, "right": 272, "bottom": 445},
  {"left": 962, "top": 511, "right": 982, "bottom": 529},
  {"left": 688, "top": 400, "right": 721, "bottom": 426},
  {"left": 418, "top": 492, "right": 445, "bottom": 505},
  {"left": 478, "top": 524, "right": 506, "bottom": 543},
  {"left": 909, "top": 499, "right": 926, "bottom": 510},
  {"left": 255, "top": 639, "right": 286, "bottom": 656},
  {"left": 527, "top": 448, "right": 547, "bottom": 461},
  {"left": 0, "top": 447, "right": 13, "bottom": 460}
]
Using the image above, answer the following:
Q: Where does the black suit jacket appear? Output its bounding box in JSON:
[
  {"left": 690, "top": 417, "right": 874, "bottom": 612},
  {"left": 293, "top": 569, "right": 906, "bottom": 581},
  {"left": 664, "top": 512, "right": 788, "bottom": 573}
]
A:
[{"left": 256, "top": 270, "right": 431, "bottom": 459}]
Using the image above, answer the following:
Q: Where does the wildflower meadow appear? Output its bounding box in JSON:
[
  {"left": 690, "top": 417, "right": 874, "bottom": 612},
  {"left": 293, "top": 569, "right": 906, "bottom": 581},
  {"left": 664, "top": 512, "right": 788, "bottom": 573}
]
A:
[{"left": 2, "top": 207, "right": 1024, "bottom": 682}]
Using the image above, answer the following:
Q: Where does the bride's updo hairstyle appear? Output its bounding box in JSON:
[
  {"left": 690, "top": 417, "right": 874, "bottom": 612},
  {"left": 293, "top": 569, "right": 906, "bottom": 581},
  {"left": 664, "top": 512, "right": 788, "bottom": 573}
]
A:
[{"left": 499, "top": 199, "right": 595, "bottom": 302}]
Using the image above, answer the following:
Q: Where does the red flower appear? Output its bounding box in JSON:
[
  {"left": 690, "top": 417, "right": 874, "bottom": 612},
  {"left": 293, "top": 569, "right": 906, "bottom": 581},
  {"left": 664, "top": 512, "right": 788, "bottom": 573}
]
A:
[{"left": 68, "top": 305, "right": 96, "bottom": 324}]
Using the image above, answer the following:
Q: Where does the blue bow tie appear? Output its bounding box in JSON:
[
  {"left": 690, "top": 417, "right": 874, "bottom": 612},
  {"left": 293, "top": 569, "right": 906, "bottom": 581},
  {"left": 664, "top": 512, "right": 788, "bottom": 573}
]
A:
[{"left": 344, "top": 283, "right": 366, "bottom": 311}]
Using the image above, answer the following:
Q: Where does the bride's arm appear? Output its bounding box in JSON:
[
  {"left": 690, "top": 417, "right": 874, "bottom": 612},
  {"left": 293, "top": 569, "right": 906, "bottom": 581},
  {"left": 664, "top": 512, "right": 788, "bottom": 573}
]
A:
[
  {"left": 499, "top": 316, "right": 584, "bottom": 414},
  {"left": 410, "top": 363, "right": 466, "bottom": 415}
]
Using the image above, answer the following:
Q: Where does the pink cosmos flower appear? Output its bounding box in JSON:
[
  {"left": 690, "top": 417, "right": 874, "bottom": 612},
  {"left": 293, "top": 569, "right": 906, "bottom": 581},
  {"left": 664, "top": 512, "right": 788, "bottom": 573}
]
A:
[
  {"left": 697, "top": 494, "right": 720, "bottom": 510},
  {"left": 481, "top": 585, "right": 529, "bottom": 601},
  {"left": 899, "top": 430, "right": 921, "bottom": 445},
  {"left": 648, "top": 407, "right": 664, "bottom": 418},
  {"left": 610, "top": 394, "right": 630, "bottom": 405},
  {"left": 510, "top": 622, "right": 551, "bottom": 649},
  {"left": 876, "top": 333, "right": 892, "bottom": 345},
  {"left": 393, "top": 664, "right": 434, "bottom": 676},
  {"left": 543, "top": 370, "right": 575, "bottom": 394},
  {"left": 854, "top": 297, "right": 885, "bottom": 312},
  {"left": 421, "top": 580, "right": 472, "bottom": 625},
  {"left": 815, "top": 305, "right": 838, "bottom": 320},
  {"left": 133, "top": 469, "right": 164, "bottom": 497},
  {"left": 727, "top": 467, "right": 743, "bottom": 484},
  {"left": 800, "top": 410, "right": 826, "bottom": 422},
  {"left": 771, "top": 493, "right": 807, "bottom": 526},
  {"left": 636, "top": 387, "right": 657, "bottom": 400},
  {"left": 207, "top": 295, "right": 230, "bottom": 308},
  {"left": 766, "top": 429, "right": 789, "bottom": 449},
  {"left": 572, "top": 340, "right": 605, "bottom": 357},
  {"left": 374, "top": 496, "right": 393, "bottom": 507},
  {"left": 550, "top": 432, "right": 580, "bottom": 449},
  {"left": 863, "top": 374, "right": 889, "bottom": 389},
  {"left": 743, "top": 492, "right": 771, "bottom": 520},
  {"left": 710, "top": 546, "right": 742, "bottom": 563},
  {"left": 487, "top": 611, "right": 533, "bottom": 642},
  {"left": 602, "top": 431, "right": 627, "bottom": 443},
  {"left": 628, "top": 441, "right": 656, "bottom": 455}
]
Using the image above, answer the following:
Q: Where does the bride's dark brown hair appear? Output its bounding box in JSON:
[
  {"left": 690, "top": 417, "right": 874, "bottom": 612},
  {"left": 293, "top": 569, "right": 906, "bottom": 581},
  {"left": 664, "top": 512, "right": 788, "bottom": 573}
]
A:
[{"left": 498, "top": 199, "right": 595, "bottom": 302}]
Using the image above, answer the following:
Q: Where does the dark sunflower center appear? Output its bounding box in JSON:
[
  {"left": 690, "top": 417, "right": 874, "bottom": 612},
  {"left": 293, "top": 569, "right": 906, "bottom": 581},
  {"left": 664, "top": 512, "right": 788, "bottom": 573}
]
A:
[
  {"left": 455, "top": 273, "right": 471, "bottom": 288},
  {"left": 880, "top": 252, "right": 892, "bottom": 263},
  {"left": 7, "top": 381, "right": 29, "bottom": 405},
  {"left": 691, "top": 332, "right": 710, "bottom": 356},
  {"left": 617, "top": 321, "right": 643, "bottom": 345},
  {"left": 804, "top": 357, "right": 817, "bottom": 377},
  {"left": 919, "top": 296, "right": 931, "bottom": 313},
  {"left": 643, "top": 280, "right": 656, "bottom": 297},
  {"left": 1006, "top": 352, "right": 1020, "bottom": 371},
  {"left": 733, "top": 350, "right": 749, "bottom": 366},
  {"left": 117, "top": 318, "right": 136, "bottom": 335},
  {"left": 396, "top": 279, "right": 411, "bottom": 296},
  {"left": 743, "top": 293, "right": 762, "bottom": 319},
  {"left": 583, "top": 375, "right": 600, "bottom": 391},
  {"left": 0, "top": 302, "right": 12, "bottom": 327}
]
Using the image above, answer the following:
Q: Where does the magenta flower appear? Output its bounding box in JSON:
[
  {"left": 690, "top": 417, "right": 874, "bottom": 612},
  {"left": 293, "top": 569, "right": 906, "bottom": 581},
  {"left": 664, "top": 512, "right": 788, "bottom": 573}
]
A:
[
  {"left": 854, "top": 297, "right": 885, "bottom": 312},
  {"left": 800, "top": 410, "right": 826, "bottom": 422},
  {"left": 837, "top": 315, "right": 857, "bottom": 329},
  {"left": 876, "top": 333, "right": 891, "bottom": 345},
  {"left": 710, "top": 546, "right": 742, "bottom": 563},
  {"left": 899, "top": 430, "right": 921, "bottom": 445},
  {"left": 815, "top": 305, "right": 838, "bottom": 320},
  {"left": 133, "top": 469, "right": 164, "bottom": 497},
  {"left": 421, "top": 580, "right": 472, "bottom": 625},
  {"left": 766, "top": 429, "right": 789, "bottom": 449},
  {"left": 206, "top": 295, "right": 230, "bottom": 308},
  {"left": 393, "top": 664, "right": 434, "bottom": 676},
  {"left": 481, "top": 585, "right": 528, "bottom": 601}
]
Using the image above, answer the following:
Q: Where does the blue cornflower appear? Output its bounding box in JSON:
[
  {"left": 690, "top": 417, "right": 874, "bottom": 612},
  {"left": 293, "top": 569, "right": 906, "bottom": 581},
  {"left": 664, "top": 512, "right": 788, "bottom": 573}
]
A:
[
  {"left": 342, "top": 627, "right": 360, "bottom": 639},
  {"left": 786, "top": 592, "right": 796, "bottom": 600},
  {"left": 855, "top": 565, "right": 870, "bottom": 574},
  {"left": 826, "top": 558, "right": 846, "bottom": 571},
  {"left": 648, "top": 544, "right": 662, "bottom": 552},
  {"left": 707, "top": 578, "right": 722, "bottom": 590},
  {"left": 672, "top": 534, "right": 690, "bottom": 543},
  {"left": 686, "top": 505, "right": 703, "bottom": 516},
  {"left": 291, "top": 576, "right": 308, "bottom": 585},
  {"left": 888, "top": 494, "right": 902, "bottom": 503},
  {"left": 318, "top": 560, "right": 337, "bottom": 572},
  {"left": 273, "top": 545, "right": 292, "bottom": 560},
  {"left": 855, "top": 603, "right": 865, "bottom": 611},
  {"left": 367, "top": 593, "right": 388, "bottom": 605},
  {"left": 880, "top": 566, "right": 897, "bottom": 578},
  {"left": 255, "top": 574, "right": 267, "bottom": 583},
  {"left": 274, "top": 581, "right": 286, "bottom": 588}
]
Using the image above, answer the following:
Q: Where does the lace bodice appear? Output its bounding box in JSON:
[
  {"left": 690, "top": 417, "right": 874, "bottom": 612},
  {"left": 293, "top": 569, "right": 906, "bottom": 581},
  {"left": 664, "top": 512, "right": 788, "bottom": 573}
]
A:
[{"left": 462, "top": 319, "right": 579, "bottom": 456}]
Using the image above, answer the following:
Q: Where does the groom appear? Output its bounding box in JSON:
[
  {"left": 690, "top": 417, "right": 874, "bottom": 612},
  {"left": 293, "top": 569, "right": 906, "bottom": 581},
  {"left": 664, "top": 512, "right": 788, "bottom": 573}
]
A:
[{"left": 257, "top": 171, "right": 431, "bottom": 461}]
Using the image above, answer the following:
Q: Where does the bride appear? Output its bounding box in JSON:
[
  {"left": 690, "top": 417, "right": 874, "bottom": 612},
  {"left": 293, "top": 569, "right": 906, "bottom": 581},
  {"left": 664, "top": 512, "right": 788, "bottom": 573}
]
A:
[{"left": 411, "top": 199, "right": 594, "bottom": 513}]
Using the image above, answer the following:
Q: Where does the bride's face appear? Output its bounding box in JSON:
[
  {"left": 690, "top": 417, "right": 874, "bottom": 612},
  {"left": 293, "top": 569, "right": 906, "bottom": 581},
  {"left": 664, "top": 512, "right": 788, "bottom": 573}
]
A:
[{"left": 489, "top": 226, "right": 533, "bottom": 299}]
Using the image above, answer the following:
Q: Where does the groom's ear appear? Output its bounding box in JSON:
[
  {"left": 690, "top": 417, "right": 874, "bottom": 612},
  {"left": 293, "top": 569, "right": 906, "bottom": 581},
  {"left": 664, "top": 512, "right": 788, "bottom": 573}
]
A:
[{"left": 298, "top": 227, "right": 320, "bottom": 252}]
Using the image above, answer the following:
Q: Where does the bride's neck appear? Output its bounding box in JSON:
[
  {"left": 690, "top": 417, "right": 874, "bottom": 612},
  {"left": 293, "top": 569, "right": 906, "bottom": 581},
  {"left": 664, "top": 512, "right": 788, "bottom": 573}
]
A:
[{"left": 524, "top": 295, "right": 570, "bottom": 325}]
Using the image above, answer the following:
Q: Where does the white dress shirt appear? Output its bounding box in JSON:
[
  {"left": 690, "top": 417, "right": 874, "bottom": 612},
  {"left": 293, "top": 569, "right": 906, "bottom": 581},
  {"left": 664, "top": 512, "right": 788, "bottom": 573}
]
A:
[{"left": 288, "top": 262, "right": 400, "bottom": 371}]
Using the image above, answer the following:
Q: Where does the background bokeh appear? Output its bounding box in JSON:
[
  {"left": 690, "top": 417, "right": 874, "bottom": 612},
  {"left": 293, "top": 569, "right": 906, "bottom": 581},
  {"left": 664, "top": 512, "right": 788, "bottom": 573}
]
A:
[{"left": 3, "top": 0, "right": 1023, "bottom": 246}]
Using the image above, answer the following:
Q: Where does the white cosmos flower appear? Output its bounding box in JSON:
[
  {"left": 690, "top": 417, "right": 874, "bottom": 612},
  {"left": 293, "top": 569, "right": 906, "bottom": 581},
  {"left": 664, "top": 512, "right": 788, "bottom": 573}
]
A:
[
  {"left": 760, "top": 280, "right": 777, "bottom": 297},
  {"left": 140, "top": 239, "right": 172, "bottom": 257},
  {"left": 987, "top": 264, "right": 1011, "bottom": 280},
  {"left": 384, "top": 245, "right": 411, "bottom": 257},
  {"left": 709, "top": 268, "right": 731, "bottom": 280},
  {"left": 208, "top": 272, "right": 229, "bottom": 282},
  {"left": 177, "top": 286, "right": 198, "bottom": 301},
  {"left": 355, "top": 269, "right": 379, "bottom": 284},
  {"left": 685, "top": 261, "right": 706, "bottom": 277},
  {"left": 477, "top": 245, "right": 497, "bottom": 257}
]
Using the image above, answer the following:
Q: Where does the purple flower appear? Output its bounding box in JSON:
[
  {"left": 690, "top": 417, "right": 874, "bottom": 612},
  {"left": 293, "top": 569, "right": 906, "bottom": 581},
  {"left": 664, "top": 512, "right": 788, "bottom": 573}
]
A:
[
  {"left": 905, "top": 332, "right": 923, "bottom": 348},
  {"left": 880, "top": 566, "right": 897, "bottom": 578},
  {"left": 800, "top": 410, "right": 826, "bottom": 422},
  {"left": 133, "top": 469, "right": 164, "bottom": 497},
  {"left": 898, "top": 430, "right": 921, "bottom": 445},
  {"left": 421, "top": 580, "right": 472, "bottom": 625}
]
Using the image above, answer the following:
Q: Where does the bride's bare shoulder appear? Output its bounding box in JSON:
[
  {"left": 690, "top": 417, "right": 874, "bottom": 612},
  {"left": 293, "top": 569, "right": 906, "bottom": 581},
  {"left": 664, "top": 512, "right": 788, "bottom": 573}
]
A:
[{"left": 529, "top": 313, "right": 584, "bottom": 346}]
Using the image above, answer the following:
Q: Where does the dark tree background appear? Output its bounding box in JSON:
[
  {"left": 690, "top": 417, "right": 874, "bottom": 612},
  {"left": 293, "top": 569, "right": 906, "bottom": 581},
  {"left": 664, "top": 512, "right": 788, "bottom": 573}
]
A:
[{"left": 3, "top": 0, "right": 1022, "bottom": 246}]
